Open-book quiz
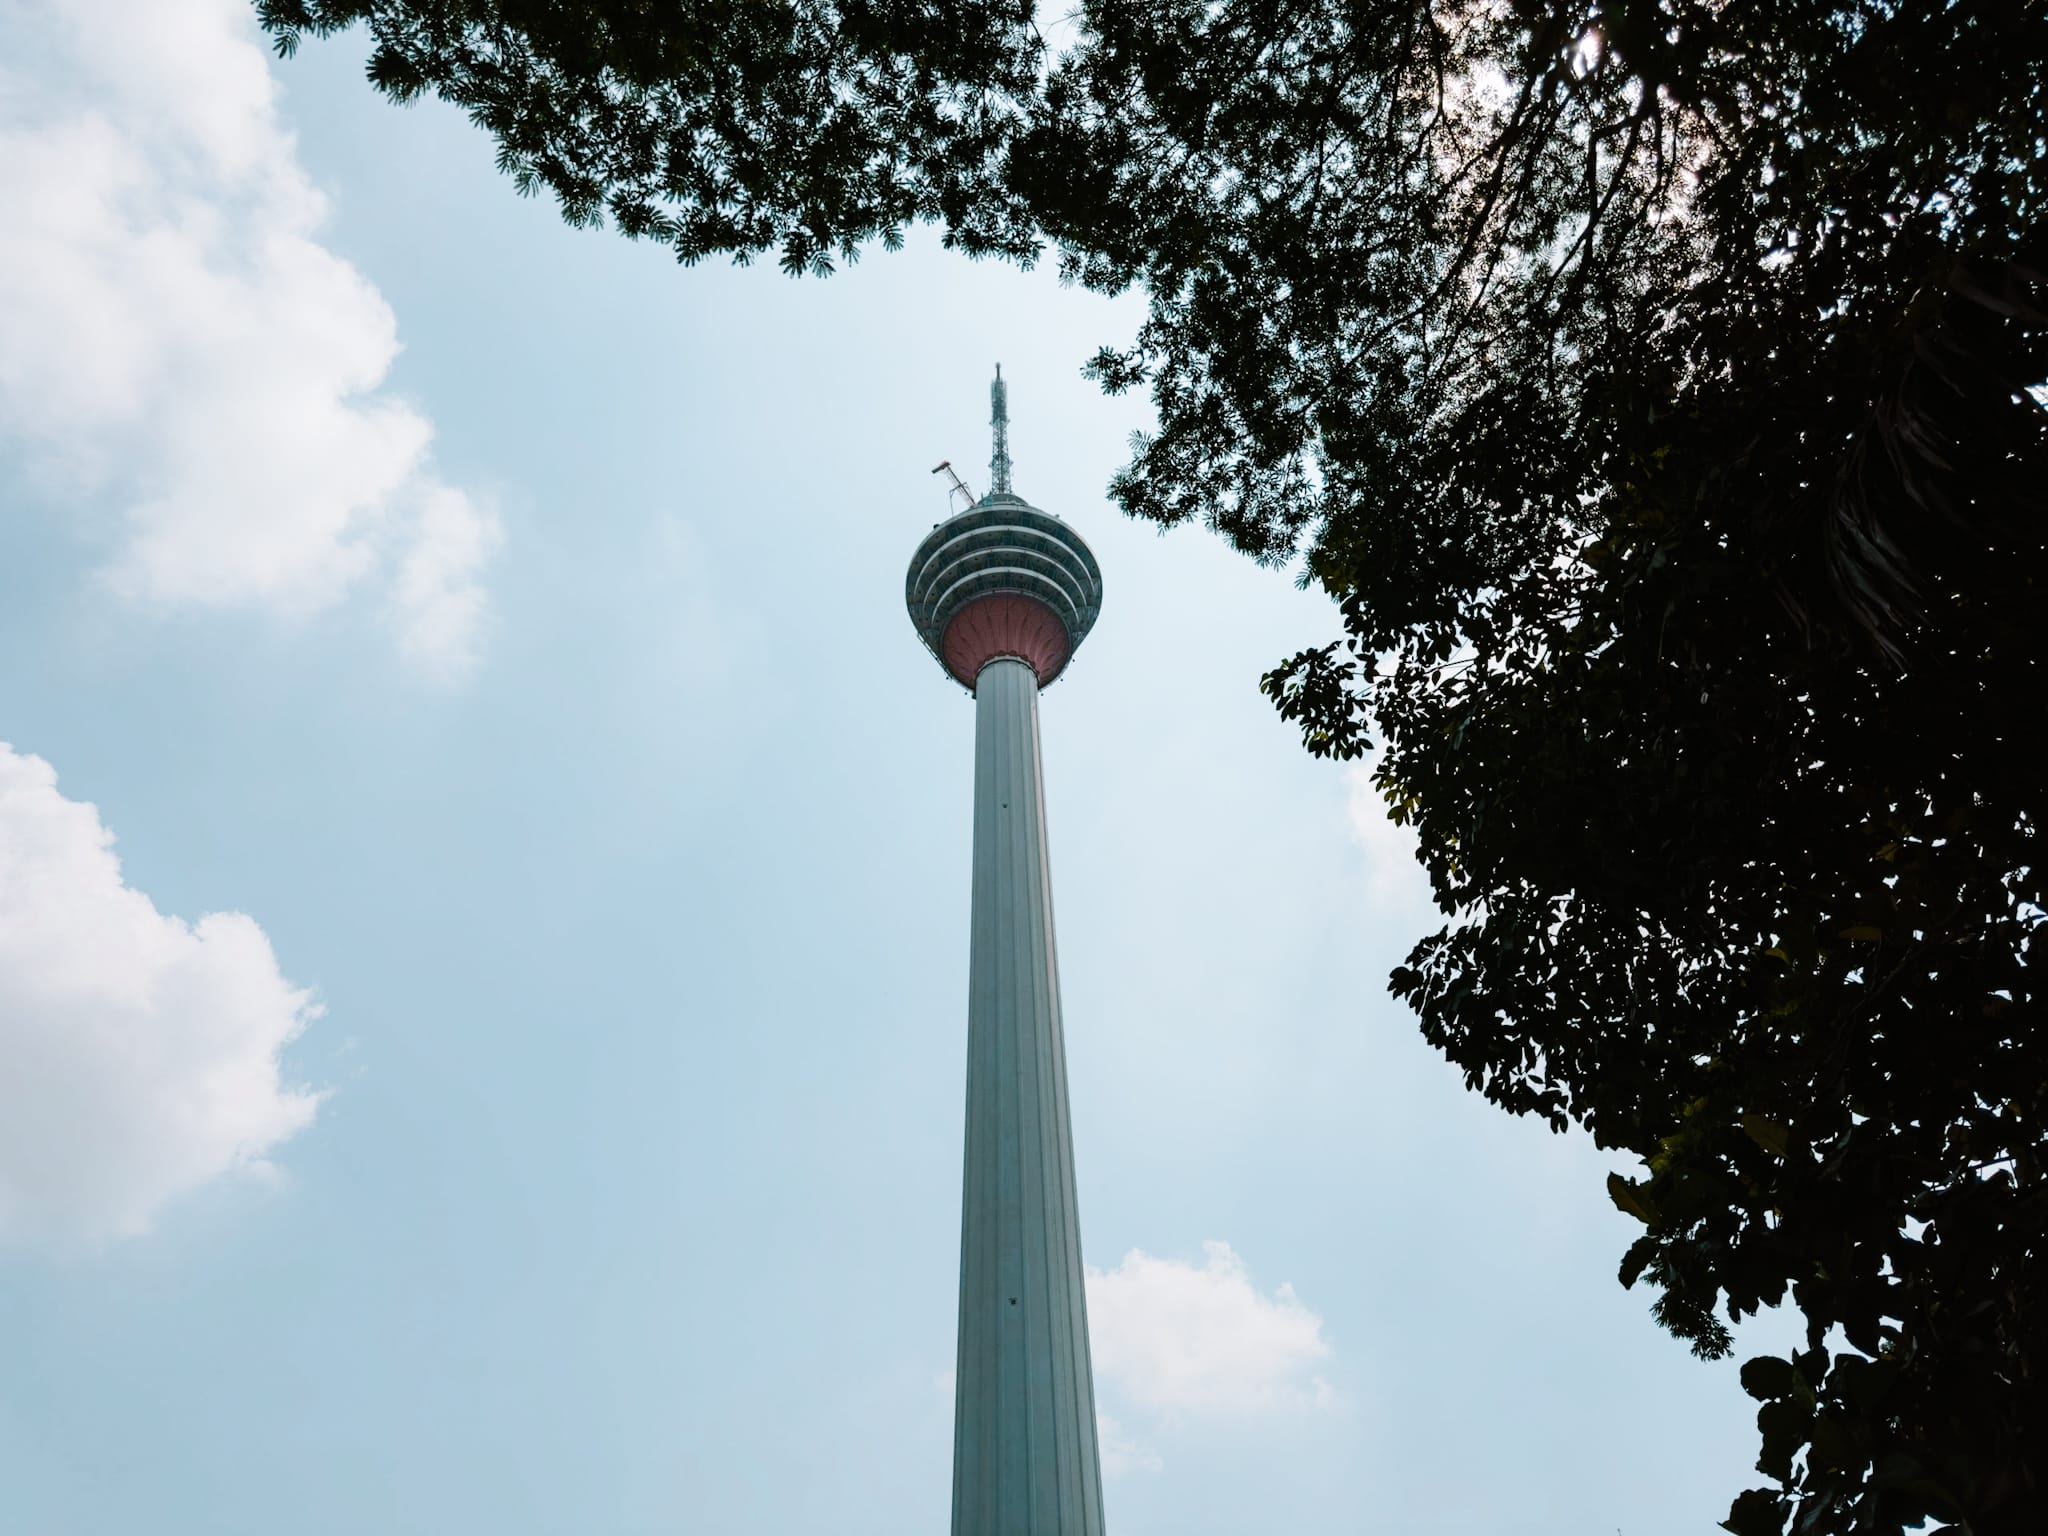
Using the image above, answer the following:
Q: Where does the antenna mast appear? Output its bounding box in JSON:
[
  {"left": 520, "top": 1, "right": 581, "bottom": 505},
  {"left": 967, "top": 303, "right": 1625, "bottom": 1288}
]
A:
[{"left": 989, "top": 364, "right": 1013, "bottom": 495}]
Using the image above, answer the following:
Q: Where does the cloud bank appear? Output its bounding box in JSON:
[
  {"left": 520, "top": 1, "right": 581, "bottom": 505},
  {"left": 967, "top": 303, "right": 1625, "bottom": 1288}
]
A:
[
  {"left": 0, "top": 744, "right": 320, "bottom": 1243},
  {"left": 0, "top": 0, "right": 498, "bottom": 679}
]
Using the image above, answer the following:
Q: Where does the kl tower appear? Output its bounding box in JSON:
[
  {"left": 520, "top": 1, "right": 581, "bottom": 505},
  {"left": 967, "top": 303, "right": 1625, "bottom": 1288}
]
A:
[{"left": 907, "top": 370, "right": 1108, "bottom": 1535}]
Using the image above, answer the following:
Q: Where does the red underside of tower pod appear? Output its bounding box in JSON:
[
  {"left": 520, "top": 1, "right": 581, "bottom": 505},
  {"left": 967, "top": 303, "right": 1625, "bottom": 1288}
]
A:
[{"left": 940, "top": 592, "right": 1071, "bottom": 689}]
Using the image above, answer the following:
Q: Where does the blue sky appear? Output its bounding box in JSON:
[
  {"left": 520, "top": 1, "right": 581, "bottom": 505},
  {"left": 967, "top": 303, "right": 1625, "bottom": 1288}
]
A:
[{"left": 0, "top": 2, "right": 1792, "bottom": 1531}]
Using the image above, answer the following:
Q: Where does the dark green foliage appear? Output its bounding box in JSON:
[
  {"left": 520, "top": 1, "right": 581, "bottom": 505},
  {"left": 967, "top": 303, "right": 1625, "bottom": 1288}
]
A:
[
  {"left": 263, "top": 2, "right": 2048, "bottom": 1529},
  {"left": 259, "top": 0, "right": 1046, "bottom": 272}
]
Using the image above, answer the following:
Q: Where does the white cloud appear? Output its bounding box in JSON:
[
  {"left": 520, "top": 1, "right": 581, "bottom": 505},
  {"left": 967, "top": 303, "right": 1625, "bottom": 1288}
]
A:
[
  {"left": 0, "top": 743, "right": 321, "bottom": 1244},
  {"left": 1087, "top": 1241, "right": 1335, "bottom": 1416},
  {"left": 0, "top": 0, "right": 499, "bottom": 679},
  {"left": 1345, "top": 761, "right": 1435, "bottom": 919},
  {"left": 388, "top": 481, "right": 503, "bottom": 681},
  {"left": 1096, "top": 1412, "right": 1162, "bottom": 1477}
]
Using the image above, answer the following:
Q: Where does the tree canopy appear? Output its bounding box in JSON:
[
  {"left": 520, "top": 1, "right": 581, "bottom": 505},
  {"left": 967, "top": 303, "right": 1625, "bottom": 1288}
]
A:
[{"left": 260, "top": 2, "right": 2047, "bottom": 1530}]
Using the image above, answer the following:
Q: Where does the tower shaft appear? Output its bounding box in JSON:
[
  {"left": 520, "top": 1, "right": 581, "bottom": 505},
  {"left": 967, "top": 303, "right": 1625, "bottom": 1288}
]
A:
[{"left": 952, "top": 657, "right": 1106, "bottom": 1536}]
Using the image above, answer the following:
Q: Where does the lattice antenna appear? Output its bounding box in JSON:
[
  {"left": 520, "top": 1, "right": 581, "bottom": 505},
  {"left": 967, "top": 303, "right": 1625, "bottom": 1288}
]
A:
[{"left": 989, "top": 364, "right": 1013, "bottom": 495}]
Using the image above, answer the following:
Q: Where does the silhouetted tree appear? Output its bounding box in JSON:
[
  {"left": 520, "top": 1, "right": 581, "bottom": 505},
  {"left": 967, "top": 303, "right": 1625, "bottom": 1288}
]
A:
[{"left": 261, "top": 4, "right": 2048, "bottom": 1528}]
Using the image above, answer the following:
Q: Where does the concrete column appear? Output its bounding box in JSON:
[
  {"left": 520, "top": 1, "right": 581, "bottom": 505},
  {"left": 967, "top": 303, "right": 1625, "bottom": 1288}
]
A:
[{"left": 952, "top": 657, "right": 1106, "bottom": 1536}]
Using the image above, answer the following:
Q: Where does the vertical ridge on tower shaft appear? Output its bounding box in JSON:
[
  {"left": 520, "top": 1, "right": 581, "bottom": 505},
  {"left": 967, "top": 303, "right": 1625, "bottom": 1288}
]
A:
[{"left": 990, "top": 363, "right": 1014, "bottom": 496}]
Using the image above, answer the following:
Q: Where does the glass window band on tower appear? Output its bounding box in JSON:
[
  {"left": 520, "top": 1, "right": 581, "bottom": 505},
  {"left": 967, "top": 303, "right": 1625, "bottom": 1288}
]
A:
[{"left": 905, "top": 503, "right": 1103, "bottom": 691}]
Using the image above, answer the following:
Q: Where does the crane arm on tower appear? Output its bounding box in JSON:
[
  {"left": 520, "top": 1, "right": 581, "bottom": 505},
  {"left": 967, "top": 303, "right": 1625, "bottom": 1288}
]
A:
[{"left": 932, "top": 459, "right": 978, "bottom": 515}]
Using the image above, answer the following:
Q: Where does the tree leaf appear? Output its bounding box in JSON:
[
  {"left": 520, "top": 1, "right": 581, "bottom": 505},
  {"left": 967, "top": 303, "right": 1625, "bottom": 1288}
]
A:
[
  {"left": 1740, "top": 1355, "right": 1795, "bottom": 1402},
  {"left": 1722, "top": 1488, "right": 1789, "bottom": 1536},
  {"left": 1740, "top": 1115, "right": 1790, "bottom": 1157}
]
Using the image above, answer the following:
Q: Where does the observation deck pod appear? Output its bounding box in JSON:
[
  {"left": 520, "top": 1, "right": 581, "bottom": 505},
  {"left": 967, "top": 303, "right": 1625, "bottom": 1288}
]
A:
[{"left": 906, "top": 494, "right": 1104, "bottom": 692}]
